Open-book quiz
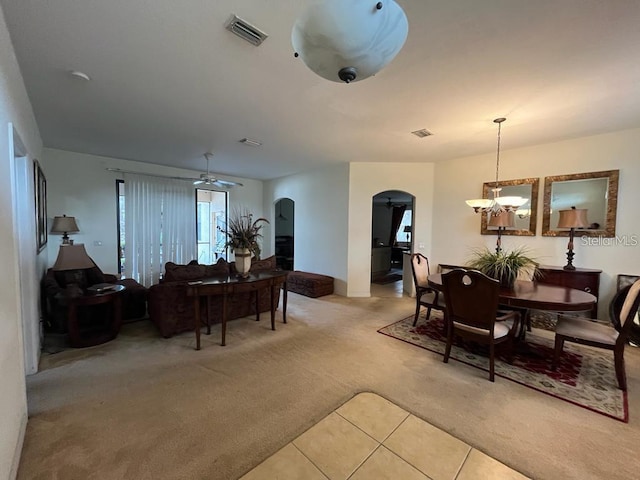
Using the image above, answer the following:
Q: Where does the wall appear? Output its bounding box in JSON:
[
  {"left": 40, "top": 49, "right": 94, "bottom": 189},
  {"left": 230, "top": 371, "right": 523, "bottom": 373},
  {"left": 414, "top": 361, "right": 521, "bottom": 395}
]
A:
[
  {"left": 42, "top": 149, "right": 263, "bottom": 274},
  {"left": 432, "top": 127, "right": 640, "bottom": 317},
  {"left": 264, "top": 164, "right": 350, "bottom": 295},
  {"left": 348, "top": 163, "right": 436, "bottom": 297},
  {"left": 0, "top": 3, "right": 44, "bottom": 478}
]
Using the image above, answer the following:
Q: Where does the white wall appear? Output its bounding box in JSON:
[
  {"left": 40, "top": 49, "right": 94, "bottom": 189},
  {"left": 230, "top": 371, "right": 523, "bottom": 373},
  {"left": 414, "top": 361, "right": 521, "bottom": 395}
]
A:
[
  {"left": 0, "top": 3, "right": 44, "bottom": 478},
  {"left": 432, "top": 127, "right": 640, "bottom": 317},
  {"left": 264, "top": 164, "right": 350, "bottom": 295},
  {"left": 348, "top": 163, "right": 436, "bottom": 297},
  {"left": 42, "top": 148, "right": 263, "bottom": 274}
]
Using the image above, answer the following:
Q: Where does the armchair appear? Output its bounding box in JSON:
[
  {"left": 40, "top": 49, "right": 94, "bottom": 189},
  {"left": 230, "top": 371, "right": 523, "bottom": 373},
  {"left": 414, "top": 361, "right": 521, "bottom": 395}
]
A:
[{"left": 43, "top": 266, "right": 147, "bottom": 333}]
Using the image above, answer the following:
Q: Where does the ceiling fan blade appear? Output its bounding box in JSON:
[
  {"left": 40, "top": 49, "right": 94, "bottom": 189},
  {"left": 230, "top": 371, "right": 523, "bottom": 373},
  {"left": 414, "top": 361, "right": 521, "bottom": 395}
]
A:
[
  {"left": 193, "top": 179, "right": 204, "bottom": 185},
  {"left": 213, "top": 179, "right": 243, "bottom": 188}
]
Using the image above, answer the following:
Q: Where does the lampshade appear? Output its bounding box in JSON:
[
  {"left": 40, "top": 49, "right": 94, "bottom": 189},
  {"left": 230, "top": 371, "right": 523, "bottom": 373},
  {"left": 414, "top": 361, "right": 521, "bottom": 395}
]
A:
[
  {"left": 51, "top": 215, "right": 79, "bottom": 234},
  {"left": 488, "top": 211, "right": 515, "bottom": 228},
  {"left": 557, "top": 208, "right": 589, "bottom": 229},
  {"left": 52, "top": 244, "right": 96, "bottom": 271},
  {"left": 291, "top": 0, "right": 408, "bottom": 83}
]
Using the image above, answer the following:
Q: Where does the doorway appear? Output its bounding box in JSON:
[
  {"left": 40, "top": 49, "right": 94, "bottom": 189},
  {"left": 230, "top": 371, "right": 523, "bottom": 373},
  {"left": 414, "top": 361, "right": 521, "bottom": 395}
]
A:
[
  {"left": 370, "top": 190, "right": 414, "bottom": 297},
  {"left": 274, "top": 198, "right": 294, "bottom": 270}
]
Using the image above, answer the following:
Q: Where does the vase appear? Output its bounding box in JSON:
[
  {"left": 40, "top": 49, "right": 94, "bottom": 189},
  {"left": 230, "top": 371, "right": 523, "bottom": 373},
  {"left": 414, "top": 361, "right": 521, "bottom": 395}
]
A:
[{"left": 235, "top": 248, "right": 252, "bottom": 277}]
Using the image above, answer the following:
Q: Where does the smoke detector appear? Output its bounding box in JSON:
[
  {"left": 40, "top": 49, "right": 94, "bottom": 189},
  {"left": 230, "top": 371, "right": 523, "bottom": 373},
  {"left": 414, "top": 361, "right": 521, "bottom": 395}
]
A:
[{"left": 225, "top": 14, "right": 268, "bottom": 46}]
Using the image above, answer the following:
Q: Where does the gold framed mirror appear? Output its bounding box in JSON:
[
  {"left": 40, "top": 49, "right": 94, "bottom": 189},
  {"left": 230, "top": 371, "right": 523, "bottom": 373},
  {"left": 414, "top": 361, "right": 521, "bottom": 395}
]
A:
[
  {"left": 542, "top": 170, "right": 619, "bottom": 238},
  {"left": 480, "top": 177, "right": 539, "bottom": 236}
]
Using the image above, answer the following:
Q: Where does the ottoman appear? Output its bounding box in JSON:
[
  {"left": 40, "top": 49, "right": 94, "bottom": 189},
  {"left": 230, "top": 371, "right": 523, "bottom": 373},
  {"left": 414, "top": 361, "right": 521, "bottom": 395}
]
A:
[{"left": 287, "top": 271, "right": 334, "bottom": 298}]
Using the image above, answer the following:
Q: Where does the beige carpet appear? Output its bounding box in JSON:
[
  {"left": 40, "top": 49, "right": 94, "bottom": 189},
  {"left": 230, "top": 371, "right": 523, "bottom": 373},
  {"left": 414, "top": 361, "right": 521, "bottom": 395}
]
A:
[{"left": 18, "top": 293, "right": 640, "bottom": 480}]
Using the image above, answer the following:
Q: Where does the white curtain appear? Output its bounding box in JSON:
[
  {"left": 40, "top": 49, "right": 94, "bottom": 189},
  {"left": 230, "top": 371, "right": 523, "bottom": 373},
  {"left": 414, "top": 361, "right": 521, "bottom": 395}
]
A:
[{"left": 124, "top": 173, "right": 196, "bottom": 286}]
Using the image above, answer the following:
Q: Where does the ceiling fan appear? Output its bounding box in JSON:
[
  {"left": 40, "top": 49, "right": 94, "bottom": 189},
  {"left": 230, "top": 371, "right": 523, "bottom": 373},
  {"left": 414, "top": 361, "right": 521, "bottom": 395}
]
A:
[
  {"left": 192, "top": 153, "right": 242, "bottom": 188},
  {"left": 105, "top": 152, "right": 243, "bottom": 188}
]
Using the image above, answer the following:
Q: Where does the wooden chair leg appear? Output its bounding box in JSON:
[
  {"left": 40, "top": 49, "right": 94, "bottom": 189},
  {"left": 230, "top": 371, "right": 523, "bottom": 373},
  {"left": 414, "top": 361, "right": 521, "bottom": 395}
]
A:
[
  {"left": 552, "top": 336, "right": 564, "bottom": 370},
  {"left": 426, "top": 306, "right": 432, "bottom": 320},
  {"left": 489, "top": 342, "right": 495, "bottom": 382},
  {"left": 443, "top": 324, "right": 453, "bottom": 363},
  {"left": 412, "top": 299, "right": 421, "bottom": 327},
  {"left": 614, "top": 349, "right": 627, "bottom": 391}
]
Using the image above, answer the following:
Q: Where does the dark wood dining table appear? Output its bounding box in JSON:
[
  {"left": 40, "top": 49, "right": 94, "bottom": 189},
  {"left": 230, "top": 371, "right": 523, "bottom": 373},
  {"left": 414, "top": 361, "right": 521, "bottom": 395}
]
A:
[{"left": 427, "top": 273, "right": 597, "bottom": 317}]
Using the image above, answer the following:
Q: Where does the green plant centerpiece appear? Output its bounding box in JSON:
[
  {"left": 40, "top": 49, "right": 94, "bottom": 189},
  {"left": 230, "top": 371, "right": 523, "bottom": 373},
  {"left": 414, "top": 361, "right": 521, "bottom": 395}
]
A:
[
  {"left": 219, "top": 208, "right": 269, "bottom": 276},
  {"left": 466, "top": 246, "right": 540, "bottom": 289}
]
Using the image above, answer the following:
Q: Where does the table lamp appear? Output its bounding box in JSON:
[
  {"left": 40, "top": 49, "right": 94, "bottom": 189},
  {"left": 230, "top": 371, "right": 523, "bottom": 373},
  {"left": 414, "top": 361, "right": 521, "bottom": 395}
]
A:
[
  {"left": 52, "top": 244, "right": 96, "bottom": 271},
  {"left": 50, "top": 215, "right": 79, "bottom": 244},
  {"left": 488, "top": 211, "right": 515, "bottom": 253},
  {"left": 557, "top": 206, "right": 589, "bottom": 270}
]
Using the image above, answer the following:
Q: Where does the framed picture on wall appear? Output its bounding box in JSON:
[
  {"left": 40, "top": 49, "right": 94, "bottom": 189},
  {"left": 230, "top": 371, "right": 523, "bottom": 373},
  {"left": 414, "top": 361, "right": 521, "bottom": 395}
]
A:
[{"left": 34, "top": 159, "right": 47, "bottom": 252}]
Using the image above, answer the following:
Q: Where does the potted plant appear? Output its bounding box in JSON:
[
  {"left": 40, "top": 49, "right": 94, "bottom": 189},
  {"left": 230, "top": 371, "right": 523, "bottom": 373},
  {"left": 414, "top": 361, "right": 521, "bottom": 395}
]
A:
[
  {"left": 466, "top": 246, "right": 540, "bottom": 288},
  {"left": 219, "top": 208, "right": 269, "bottom": 277}
]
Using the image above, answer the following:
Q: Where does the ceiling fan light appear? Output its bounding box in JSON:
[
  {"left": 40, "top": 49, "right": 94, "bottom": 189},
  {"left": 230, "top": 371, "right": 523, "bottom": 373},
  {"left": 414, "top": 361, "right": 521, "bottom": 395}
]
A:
[{"left": 291, "top": 0, "right": 408, "bottom": 83}]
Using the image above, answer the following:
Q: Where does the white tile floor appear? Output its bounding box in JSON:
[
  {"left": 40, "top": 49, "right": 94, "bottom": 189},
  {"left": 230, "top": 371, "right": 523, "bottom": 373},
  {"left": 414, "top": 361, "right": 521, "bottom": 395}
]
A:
[{"left": 240, "top": 392, "right": 530, "bottom": 480}]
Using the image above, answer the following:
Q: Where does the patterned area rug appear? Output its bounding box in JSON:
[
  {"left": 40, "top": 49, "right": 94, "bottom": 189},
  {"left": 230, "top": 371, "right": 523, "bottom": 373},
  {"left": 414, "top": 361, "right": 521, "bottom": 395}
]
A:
[{"left": 378, "top": 314, "right": 628, "bottom": 422}]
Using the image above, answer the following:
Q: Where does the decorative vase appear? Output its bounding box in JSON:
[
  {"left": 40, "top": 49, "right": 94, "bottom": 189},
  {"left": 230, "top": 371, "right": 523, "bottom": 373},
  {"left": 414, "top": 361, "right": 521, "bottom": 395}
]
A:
[{"left": 235, "top": 248, "right": 252, "bottom": 277}]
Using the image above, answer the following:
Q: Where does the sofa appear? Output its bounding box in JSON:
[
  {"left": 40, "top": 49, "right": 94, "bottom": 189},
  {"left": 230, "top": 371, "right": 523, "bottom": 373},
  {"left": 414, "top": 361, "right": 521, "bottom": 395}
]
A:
[
  {"left": 147, "top": 255, "right": 281, "bottom": 338},
  {"left": 42, "top": 266, "right": 148, "bottom": 333}
]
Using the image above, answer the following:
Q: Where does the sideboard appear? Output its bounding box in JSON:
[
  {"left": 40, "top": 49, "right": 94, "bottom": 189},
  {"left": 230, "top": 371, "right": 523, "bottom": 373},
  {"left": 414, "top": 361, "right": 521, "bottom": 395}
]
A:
[{"left": 537, "top": 265, "right": 601, "bottom": 318}]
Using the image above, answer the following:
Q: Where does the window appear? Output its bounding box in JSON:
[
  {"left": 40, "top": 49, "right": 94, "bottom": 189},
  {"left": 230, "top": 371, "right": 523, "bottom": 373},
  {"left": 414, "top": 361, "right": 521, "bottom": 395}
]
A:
[
  {"left": 196, "top": 189, "right": 228, "bottom": 263},
  {"left": 395, "top": 209, "right": 412, "bottom": 244},
  {"left": 117, "top": 181, "right": 228, "bottom": 274}
]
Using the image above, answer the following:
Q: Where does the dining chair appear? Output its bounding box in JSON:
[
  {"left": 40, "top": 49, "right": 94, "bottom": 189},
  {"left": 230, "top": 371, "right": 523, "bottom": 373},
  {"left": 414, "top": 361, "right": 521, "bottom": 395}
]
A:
[
  {"left": 553, "top": 279, "right": 640, "bottom": 390},
  {"left": 441, "top": 269, "right": 521, "bottom": 382},
  {"left": 410, "top": 253, "right": 445, "bottom": 327}
]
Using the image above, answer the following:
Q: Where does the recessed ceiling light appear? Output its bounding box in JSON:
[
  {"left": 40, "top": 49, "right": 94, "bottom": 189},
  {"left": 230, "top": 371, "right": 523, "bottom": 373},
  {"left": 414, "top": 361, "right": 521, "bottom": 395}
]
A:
[
  {"left": 69, "top": 70, "right": 91, "bottom": 82},
  {"left": 239, "top": 138, "right": 262, "bottom": 147},
  {"left": 411, "top": 129, "right": 433, "bottom": 138}
]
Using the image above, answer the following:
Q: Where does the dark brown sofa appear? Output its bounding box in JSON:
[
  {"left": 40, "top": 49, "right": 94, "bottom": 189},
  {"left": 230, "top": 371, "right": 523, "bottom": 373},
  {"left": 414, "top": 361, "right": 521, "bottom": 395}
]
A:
[{"left": 147, "top": 256, "right": 280, "bottom": 338}]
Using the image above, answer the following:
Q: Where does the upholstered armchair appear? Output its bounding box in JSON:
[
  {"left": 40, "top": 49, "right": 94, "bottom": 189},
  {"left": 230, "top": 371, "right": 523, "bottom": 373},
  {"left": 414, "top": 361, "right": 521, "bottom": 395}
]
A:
[{"left": 43, "top": 265, "right": 148, "bottom": 333}]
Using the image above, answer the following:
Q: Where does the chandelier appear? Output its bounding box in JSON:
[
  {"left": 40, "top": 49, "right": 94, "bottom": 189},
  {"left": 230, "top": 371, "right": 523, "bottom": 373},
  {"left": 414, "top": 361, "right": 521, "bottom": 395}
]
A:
[
  {"left": 291, "top": 0, "right": 408, "bottom": 84},
  {"left": 465, "top": 118, "right": 528, "bottom": 216}
]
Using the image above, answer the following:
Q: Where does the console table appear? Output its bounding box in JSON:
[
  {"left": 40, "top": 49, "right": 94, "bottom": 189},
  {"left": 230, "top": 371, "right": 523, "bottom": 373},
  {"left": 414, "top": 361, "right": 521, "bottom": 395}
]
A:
[
  {"left": 537, "top": 265, "right": 601, "bottom": 318},
  {"left": 186, "top": 270, "right": 288, "bottom": 349}
]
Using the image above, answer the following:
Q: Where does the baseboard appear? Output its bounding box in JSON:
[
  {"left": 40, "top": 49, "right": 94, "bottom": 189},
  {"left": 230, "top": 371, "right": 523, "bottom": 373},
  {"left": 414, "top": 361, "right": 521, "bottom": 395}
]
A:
[{"left": 9, "top": 412, "right": 27, "bottom": 480}]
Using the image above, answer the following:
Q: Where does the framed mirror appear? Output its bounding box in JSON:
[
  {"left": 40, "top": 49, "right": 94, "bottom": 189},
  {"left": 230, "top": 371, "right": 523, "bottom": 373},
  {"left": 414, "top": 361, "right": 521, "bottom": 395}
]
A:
[
  {"left": 542, "top": 170, "right": 619, "bottom": 238},
  {"left": 481, "top": 177, "right": 539, "bottom": 236}
]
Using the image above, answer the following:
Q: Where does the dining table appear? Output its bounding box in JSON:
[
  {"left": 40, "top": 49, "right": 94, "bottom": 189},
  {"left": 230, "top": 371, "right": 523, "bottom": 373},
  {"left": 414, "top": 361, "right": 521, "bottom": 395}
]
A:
[{"left": 427, "top": 273, "right": 597, "bottom": 339}]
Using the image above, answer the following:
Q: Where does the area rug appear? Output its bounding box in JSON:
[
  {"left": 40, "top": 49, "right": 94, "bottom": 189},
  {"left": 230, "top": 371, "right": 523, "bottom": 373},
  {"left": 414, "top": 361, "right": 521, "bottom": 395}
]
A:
[
  {"left": 378, "top": 314, "right": 628, "bottom": 422},
  {"left": 372, "top": 273, "right": 403, "bottom": 284}
]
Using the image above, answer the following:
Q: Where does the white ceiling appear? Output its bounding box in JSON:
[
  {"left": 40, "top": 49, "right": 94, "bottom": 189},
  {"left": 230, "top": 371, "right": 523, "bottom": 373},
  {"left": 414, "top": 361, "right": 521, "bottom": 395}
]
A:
[{"left": 2, "top": 0, "right": 640, "bottom": 181}]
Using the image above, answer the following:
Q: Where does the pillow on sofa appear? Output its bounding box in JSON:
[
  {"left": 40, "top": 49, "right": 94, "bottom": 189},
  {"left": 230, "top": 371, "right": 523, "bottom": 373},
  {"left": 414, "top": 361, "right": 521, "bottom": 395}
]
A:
[
  {"left": 204, "top": 258, "right": 230, "bottom": 277},
  {"left": 164, "top": 262, "right": 206, "bottom": 282},
  {"left": 251, "top": 255, "right": 277, "bottom": 271}
]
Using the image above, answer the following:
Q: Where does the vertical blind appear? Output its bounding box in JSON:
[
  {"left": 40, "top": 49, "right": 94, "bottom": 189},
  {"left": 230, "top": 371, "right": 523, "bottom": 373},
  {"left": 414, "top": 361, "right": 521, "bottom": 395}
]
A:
[{"left": 123, "top": 173, "right": 196, "bottom": 286}]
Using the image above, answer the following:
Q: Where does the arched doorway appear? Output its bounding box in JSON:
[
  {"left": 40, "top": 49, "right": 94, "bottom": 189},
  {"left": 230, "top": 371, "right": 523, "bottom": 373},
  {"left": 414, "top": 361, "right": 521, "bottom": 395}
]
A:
[
  {"left": 370, "top": 190, "right": 414, "bottom": 297},
  {"left": 275, "top": 198, "right": 294, "bottom": 270}
]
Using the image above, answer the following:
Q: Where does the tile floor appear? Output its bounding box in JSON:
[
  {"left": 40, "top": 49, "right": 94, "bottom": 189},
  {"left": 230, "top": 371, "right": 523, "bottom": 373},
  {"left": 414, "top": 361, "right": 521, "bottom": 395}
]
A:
[{"left": 240, "top": 392, "right": 529, "bottom": 480}]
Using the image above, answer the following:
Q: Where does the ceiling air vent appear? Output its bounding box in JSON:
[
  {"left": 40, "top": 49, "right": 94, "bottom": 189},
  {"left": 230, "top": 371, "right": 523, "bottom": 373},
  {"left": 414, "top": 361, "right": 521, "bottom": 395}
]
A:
[
  {"left": 225, "top": 14, "right": 268, "bottom": 46},
  {"left": 411, "top": 129, "right": 433, "bottom": 138}
]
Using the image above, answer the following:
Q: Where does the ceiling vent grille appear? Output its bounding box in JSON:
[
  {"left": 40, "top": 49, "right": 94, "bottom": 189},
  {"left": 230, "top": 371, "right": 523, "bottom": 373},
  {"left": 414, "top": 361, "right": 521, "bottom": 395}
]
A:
[
  {"left": 225, "top": 14, "right": 268, "bottom": 46},
  {"left": 411, "top": 129, "right": 433, "bottom": 138}
]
